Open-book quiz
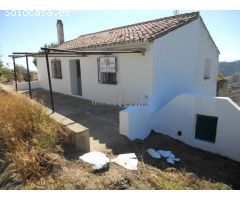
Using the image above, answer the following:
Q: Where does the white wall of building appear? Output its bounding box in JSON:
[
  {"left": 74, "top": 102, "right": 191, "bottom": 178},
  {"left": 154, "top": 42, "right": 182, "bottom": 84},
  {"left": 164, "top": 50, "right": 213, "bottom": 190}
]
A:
[
  {"left": 150, "top": 18, "right": 219, "bottom": 112},
  {"left": 36, "top": 44, "right": 152, "bottom": 105},
  {"left": 194, "top": 18, "right": 219, "bottom": 96},
  {"left": 120, "top": 94, "right": 240, "bottom": 162},
  {"left": 37, "top": 18, "right": 218, "bottom": 108},
  {"left": 120, "top": 105, "right": 151, "bottom": 140},
  {"left": 152, "top": 94, "right": 240, "bottom": 162},
  {"left": 37, "top": 57, "right": 72, "bottom": 95},
  {"left": 17, "top": 81, "right": 40, "bottom": 91}
]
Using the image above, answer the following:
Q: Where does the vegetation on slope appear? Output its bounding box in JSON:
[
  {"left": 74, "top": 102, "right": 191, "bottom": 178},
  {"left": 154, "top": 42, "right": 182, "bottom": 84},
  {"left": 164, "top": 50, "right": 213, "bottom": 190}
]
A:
[{"left": 0, "top": 91, "right": 71, "bottom": 182}]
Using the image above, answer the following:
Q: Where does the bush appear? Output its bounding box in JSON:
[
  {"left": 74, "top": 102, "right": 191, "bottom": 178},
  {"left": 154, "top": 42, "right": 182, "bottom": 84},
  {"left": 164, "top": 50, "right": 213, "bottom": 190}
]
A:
[{"left": 0, "top": 91, "right": 69, "bottom": 180}]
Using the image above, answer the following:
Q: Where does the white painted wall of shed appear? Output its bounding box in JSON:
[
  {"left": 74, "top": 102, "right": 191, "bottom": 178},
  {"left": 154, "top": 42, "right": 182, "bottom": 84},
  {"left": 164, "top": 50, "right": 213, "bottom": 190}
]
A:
[
  {"left": 120, "top": 94, "right": 240, "bottom": 162},
  {"left": 17, "top": 81, "right": 40, "bottom": 91},
  {"left": 151, "top": 94, "right": 240, "bottom": 162},
  {"left": 119, "top": 105, "right": 151, "bottom": 140},
  {"left": 150, "top": 18, "right": 218, "bottom": 112},
  {"left": 36, "top": 44, "right": 152, "bottom": 105}
]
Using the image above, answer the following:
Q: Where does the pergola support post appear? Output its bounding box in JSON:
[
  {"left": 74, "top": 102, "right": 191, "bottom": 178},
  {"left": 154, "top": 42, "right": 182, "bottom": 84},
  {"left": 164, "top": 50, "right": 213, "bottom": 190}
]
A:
[
  {"left": 45, "top": 50, "right": 55, "bottom": 112},
  {"left": 12, "top": 56, "right": 18, "bottom": 91},
  {"left": 25, "top": 54, "right": 32, "bottom": 99}
]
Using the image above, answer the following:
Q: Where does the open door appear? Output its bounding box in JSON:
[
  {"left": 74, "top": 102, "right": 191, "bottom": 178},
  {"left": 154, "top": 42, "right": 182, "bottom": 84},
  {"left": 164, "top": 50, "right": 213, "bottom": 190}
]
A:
[{"left": 70, "top": 59, "right": 82, "bottom": 96}]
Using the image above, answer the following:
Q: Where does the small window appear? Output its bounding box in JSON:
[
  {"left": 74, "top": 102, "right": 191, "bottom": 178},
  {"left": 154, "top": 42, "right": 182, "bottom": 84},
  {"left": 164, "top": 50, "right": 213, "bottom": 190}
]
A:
[
  {"left": 98, "top": 57, "right": 117, "bottom": 85},
  {"left": 204, "top": 59, "right": 211, "bottom": 79},
  {"left": 195, "top": 114, "right": 218, "bottom": 143},
  {"left": 99, "top": 73, "right": 117, "bottom": 84},
  {"left": 51, "top": 59, "right": 62, "bottom": 79}
]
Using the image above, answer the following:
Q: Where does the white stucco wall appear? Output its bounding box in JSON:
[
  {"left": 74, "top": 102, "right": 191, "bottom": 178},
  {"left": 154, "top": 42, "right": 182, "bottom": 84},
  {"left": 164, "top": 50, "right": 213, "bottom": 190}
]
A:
[
  {"left": 152, "top": 94, "right": 240, "bottom": 162},
  {"left": 120, "top": 94, "right": 240, "bottom": 162},
  {"left": 37, "top": 57, "right": 72, "bottom": 95},
  {"left": 150, "top": 18, "right": 219, "bottom": 112},
  {"left": 120, "top": 105, "right": 151, "bottom": 140},
  {"left": 194, "top": 18, "right": 219, "bottom": 96},
  {"left": 36, "top": 44, "right": 152, "bottom": 105}
]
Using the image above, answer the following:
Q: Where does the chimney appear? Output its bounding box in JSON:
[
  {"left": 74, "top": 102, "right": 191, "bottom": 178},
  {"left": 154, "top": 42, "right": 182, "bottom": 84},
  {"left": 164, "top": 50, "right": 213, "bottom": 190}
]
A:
[{"left": 56, "top": 20, "right": 64, "bottom": 44}]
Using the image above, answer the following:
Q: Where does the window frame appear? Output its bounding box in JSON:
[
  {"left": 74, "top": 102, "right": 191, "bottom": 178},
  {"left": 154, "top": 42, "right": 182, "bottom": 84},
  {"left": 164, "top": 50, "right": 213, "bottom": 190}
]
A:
[
  {"left": 51, "top": 59, "right": 62, "bottom": 79},
  {"left": 203, "top": 59, "right": 211, "bottom": 80},
  {"left": 195, "top": 114, "right": 218, "bottom": 143},
  {"left": 97, "top": 56, "right": 117, "bottom": 85}
]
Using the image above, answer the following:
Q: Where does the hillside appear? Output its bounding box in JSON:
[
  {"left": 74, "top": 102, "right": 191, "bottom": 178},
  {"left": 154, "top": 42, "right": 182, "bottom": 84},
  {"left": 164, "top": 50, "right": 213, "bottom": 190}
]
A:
[
  {"left": 1, "top": 87, "right": 238, "bottom": 189},
  {"left": 219, "top": 60, "right": 240, "bottom": 76}
]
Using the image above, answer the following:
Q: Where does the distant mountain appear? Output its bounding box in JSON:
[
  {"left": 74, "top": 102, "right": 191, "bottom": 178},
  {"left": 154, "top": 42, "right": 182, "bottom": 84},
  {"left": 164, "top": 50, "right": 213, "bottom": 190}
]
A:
[{"left": 219, "top": 60, "right": 240, "bottom": 77}]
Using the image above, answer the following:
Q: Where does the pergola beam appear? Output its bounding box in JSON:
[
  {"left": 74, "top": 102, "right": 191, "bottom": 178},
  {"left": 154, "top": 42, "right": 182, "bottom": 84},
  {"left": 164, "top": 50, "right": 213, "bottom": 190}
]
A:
[
  {"left": 41, "top": 47, "right": 146, "bottom": 55},
  {"left": 12, "top": 56, "right": 18, "bottom": 91},
  {"left": 44, "top": 50, "right": 55, "bottom": 112},
  {"left": 25, "top": 54, "right": 32, "bottom": 99},
  {"left": 9, "top": 46, "right": 146, "bottom": 113}
]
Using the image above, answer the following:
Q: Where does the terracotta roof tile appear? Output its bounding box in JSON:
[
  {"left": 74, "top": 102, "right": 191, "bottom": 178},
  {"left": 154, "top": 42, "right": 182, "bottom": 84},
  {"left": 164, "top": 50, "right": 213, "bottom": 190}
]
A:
[{"left": 57, "top": 12, "right": 199, "bottom": 50}]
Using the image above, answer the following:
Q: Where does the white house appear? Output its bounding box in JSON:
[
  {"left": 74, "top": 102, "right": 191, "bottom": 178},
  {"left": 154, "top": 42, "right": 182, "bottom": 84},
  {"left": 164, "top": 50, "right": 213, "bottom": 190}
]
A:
[
  {"left": 36, "top": 12, "right": 219, "bottom": 109},
  {"left": 35, "top": 12, "right": 240, "bottom": 162}
]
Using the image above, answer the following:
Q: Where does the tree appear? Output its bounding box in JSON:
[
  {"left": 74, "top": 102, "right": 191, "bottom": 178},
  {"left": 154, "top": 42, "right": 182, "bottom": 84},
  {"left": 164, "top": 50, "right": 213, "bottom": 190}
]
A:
[
  {"left": 15, "top": 64, "right": 27, "bottom": 82},
  {"left": 0, "top": 59, "right": 3, "bottom": 68},
  {"left": 33, "top": 42, "right": 58, "bottom": 67},
  {"left": 43, "top": 42, "right": 58, "bottom": 48}
]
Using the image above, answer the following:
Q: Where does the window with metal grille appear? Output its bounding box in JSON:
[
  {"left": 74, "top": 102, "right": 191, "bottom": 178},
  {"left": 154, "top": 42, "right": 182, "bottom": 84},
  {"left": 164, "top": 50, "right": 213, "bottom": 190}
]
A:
[
  {"left": 51, "top": 59, "right": 62, "bottom": 79},
  {"left": 99, "top": 73, "right": 117, "bottom": 84},
  {"left": 97, "top": 57, "right": 117, "bottom": 85}
]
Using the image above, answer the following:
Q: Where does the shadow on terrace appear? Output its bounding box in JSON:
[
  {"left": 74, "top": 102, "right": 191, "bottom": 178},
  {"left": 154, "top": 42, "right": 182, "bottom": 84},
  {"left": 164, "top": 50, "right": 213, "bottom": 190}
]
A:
[{"left": 23, "top": 88, "right": 134, "bottom": 155}]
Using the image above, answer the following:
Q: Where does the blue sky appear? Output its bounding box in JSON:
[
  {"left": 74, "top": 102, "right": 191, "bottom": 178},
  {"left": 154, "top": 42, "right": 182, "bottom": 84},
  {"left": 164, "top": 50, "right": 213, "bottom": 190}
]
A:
[{"left": 0, "top": 10, "right": 239, "bottom": 71}]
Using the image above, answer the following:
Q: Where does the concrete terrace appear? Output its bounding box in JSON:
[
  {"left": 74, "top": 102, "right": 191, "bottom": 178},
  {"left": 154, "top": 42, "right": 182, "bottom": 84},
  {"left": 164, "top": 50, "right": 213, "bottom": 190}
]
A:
[{"left": 24, "top": 88, "right": 134, "bottom": 155}]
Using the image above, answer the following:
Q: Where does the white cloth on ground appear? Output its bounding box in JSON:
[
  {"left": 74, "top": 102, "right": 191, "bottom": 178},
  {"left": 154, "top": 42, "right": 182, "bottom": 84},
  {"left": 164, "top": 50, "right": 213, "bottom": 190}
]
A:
[
  {"left": 147, "top": 148, "right": 180, "bottom": 164},
  {"left": 111, "top": 153, "right": 138, "bottom": 170},
  {"left": 147, "top": 148, "right": 161, "bottom": 158}
]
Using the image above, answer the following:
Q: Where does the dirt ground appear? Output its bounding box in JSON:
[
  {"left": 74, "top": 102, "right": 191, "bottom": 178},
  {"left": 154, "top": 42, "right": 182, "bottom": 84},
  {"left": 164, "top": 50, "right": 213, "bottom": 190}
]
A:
[
  {"left": 24, "top": 131, "right": 239, "bottom": 190},
  {"left": 133, "top": 131, "right": 240, "bottom": 189}
]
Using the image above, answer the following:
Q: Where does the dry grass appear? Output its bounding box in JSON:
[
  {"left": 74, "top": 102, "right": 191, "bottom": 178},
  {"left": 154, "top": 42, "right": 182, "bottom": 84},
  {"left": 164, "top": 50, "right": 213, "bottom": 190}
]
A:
[
  {"left": 0, "top": 91, "right": 70, "bottom": 181},
  {"left": 155, "top": 168, "right": 230, "bottom": 189}
]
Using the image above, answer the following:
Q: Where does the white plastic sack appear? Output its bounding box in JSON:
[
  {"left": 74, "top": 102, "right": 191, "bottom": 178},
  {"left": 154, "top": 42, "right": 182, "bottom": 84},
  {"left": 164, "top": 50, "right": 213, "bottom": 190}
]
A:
[
  {"left": 147, "top": 148, "right": 161, "bottom": 158},
  {"left": 166, "top": 157, "right": 175, "bottom": 164},
  {"left": 111, "top": 153, "right": 138, "bottom": 170},
  {"left": 147, "top": 148, "right": 180, "bottom": 165},
  {"left": 79, "top": 151, "right": 110, "bottom": 170},
  {"left": 158, "top": 150, "right": 172, "bottom": 158}
]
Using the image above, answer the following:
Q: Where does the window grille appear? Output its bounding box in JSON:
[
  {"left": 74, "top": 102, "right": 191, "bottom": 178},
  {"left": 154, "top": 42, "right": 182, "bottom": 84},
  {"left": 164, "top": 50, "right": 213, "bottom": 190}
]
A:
[
  {"left": 51, "top": 59, "right": 62, "bottom": 79},
  {"left": 97, "top": 57, "right": 117, "bottom": 85}
]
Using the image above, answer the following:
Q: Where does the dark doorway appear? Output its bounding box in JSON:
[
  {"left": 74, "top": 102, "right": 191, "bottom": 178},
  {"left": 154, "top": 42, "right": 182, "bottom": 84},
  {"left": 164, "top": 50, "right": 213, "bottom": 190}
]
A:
[{"left": 76, "top": 60, "right": 82, "bottom": 96}]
